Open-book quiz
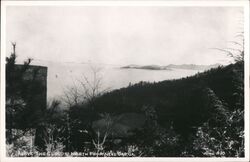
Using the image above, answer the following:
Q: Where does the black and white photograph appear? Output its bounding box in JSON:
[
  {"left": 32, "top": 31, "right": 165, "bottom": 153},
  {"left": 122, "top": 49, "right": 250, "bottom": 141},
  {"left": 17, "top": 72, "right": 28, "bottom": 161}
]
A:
[{"left": 0, "top": 0, "right": 249, "bottom": 160}]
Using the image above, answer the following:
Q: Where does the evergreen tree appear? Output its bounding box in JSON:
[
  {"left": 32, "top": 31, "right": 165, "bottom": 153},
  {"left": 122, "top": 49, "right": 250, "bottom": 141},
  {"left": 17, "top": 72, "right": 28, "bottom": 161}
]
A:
[{"left": 6, "top": 43, "right": 32, "bottom": 144}]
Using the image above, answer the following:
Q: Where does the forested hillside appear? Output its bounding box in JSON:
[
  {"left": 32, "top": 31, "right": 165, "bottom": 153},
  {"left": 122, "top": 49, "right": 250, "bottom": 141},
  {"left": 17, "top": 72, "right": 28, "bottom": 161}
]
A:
[
  {"left": 93, "top": 61, "right": 243, "bottom": 117},
  {"left": 83, "top": 61, "right": 244, "bottom": 156}
]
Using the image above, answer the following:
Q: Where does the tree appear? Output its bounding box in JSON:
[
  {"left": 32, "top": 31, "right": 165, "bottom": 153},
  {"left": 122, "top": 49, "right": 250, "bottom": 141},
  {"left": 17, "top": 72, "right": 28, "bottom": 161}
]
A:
[
  {"left": 6, "top": 42, "right": 32, "bottom": 144},
  {"left": 34, "top": 100, "right": 67, "bottom": 152},
  {"left": 43, "top": 123, "right": 65, "bottom": 156},
  {"left": 62, "top": 65, "right": 108, "bottom": 107},
  {"left": 211, "top": 16, "right": 244, "bottom": 63},
  {"left": 6, "top": 42, "right": 49, "bottom": 155},
  {"left": 131, "top": 105, "right": 181, "bottom": 157},
  {"left": 62, "top": 65, "right": 109, "bottom": 152},
  {"left": 92, "top": 113, "right": 114, "bottom": 156},
  {"left": 191, "top": 88, "right": 244, "bottom": 157}
]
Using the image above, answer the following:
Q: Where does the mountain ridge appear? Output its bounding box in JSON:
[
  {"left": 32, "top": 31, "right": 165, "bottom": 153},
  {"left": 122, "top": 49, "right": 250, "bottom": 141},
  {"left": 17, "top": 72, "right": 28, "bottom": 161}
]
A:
[
  {"left": 92, "top": 62, "right": 243, "bottom": 134},
  {"left": 121, "top": 63, "right": 222, "bottom": 70}
]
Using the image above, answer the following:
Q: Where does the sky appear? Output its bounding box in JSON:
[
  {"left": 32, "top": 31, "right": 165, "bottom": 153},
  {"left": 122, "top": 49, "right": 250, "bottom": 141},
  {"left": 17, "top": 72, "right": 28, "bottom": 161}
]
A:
[{"left": 6, "top": 6, "right": 243, "bottom": 66}]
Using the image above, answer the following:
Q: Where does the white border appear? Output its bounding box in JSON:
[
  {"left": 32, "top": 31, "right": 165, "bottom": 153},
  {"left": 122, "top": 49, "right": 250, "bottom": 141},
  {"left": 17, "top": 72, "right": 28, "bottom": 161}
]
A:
[
  {"left": 1, "top": 1, "right": 249, "bottom": 162},
  {"left": 244, "top": 1, "right": 250, "bottom": 161},
  {"left": 0, "top": 0, "right": 249, "bottom": 6}
]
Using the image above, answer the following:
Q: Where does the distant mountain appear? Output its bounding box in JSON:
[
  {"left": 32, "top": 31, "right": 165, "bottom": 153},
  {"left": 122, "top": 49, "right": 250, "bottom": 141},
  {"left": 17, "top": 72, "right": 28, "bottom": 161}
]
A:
[
  {"left": 166, "top": 63, "right": 221, "bottom": 70},
  {"left": 121, "top": 63, "right": 221, "bottom": 71},
  {"left": 121, "top": 64, "right": 171, "bottom": 70}
]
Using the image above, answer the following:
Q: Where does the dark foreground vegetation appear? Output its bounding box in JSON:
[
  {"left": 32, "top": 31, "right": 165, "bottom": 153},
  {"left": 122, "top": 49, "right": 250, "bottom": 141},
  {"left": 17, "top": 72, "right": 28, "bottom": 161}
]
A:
[{"left": 6, "top": 43, "right": 244, "bottom": 157}]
